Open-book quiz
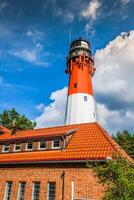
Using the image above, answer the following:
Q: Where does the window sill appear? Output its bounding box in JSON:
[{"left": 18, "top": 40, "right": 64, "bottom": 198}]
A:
[
  {"left": 38, "top": 148, "right": 46, "bottom": 150},
  {"left": 2, "top": 151, "right": 9, "bottom": 153},
  {"left": 52, "top": 147, "right": 61, "bottom": 150},
  {"left": 25, "top": 149, "right": 33, "bottom": 151},
  {"left": 13, "top": 149, "right": 21, "bottom": 152}
]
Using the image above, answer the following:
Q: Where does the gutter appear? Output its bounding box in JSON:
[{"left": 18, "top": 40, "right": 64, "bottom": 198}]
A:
[{"left": 0, "top": 159, "right": 107, "bottom": 165}]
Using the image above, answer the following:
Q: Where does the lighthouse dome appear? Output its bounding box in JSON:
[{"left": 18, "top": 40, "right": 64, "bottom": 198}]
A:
[
  {"left": 71, "top": 38, "right": 90, "bottom": 50},
  {"left": 68, "top": 38, "right": 92, "bottom": 60}
]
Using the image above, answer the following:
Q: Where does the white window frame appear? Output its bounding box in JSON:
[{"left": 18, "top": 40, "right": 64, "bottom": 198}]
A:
[
  {"left": 26, "top": 141, "right": 33, "bottom": 151},
  {"left": 14, "top": 143, "right": 21, "bottom": 152},
  {"left": 47, "top": 182, "right": 56, "bottom": 200},
  {"left": 17, "top": 182, "right": 26, "bottom": 200},
  {"left": 2, "top": 144, "right": 10, "bottom": 153},
  {"left": 52, "top": 139, "right": 60, "bottom": 149},
  {"left": 4, "top": 181, "right": 12, "bottom": 200},
  {"left": 38, "top": 140, "right": 46, "bottom": 150},
  {"left": 31, "top": 182, "right": 40, "bottom": 200}
]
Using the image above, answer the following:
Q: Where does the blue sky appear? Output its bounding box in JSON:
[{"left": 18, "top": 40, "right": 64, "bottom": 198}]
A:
[{"left": 0, "top": 0, "right": 134, "bottom": 133}]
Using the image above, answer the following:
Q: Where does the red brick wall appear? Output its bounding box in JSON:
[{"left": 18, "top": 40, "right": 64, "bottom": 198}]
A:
[
  {"left": 0, "top": 163, "right": 105, "bottom": 200},
  {"left": 0, "top": 144, "right": 3, "bottom": 152}
]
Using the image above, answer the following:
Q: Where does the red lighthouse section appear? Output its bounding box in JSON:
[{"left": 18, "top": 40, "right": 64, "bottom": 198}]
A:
[
  {"left": 65, "top": 39, "right": 95, "bottom": 96},
  {"left": 67, "top": 56, "right": 94, "bottom": 96}
]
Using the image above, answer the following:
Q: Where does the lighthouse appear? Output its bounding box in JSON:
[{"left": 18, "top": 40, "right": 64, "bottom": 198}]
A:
[{"left": 65, "top": 38, "right": 96, "bottom": 125}]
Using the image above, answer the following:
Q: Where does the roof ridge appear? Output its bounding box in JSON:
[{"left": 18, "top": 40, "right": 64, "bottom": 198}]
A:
[{"left": 17, "top": 122, "right": 96, "bottom": 133}]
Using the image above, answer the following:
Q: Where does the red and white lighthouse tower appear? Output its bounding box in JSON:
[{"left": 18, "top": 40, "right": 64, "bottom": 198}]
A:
[{"left": 65, "top": 38, "right": 96, "bottom": 125}]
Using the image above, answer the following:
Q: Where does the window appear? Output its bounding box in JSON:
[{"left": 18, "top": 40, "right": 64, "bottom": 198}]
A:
[
  {"left": 17, "top": 182, "right": 26, "bottom": 200},
  {"left": 38, "top": 140, "right": 46, "bottom": 150},
  {"left": 4, "top": 181, "right": 12, "bottom": 200},
  {"left": 74, "top": 82, "right": 77, "bottom": 88},
  {"left": 2, "top": 144, "right": 10, "bottom": 153},
  {"left": 52, "top": 139, "right": 60, "bottom": 149},
  {"left": 26, "top": 142, "right": 33, "bottom": 151},
  {"left": 32, "top": 182, "right": 40, "bottom": 200},
  {"left": 14, "top": 143, "right": 21, "bottom": 152},
  {"left": 47, "top": 182, "right": 56, "bottom": 200},
  {"left": 94, "top": 112, "right": 96, "bottom": 118},
  {"left": 84, "top": 96, "right": 87, "bottom": 101}
]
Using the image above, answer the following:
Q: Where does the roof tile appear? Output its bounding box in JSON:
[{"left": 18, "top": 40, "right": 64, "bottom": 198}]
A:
[{"left": 0, "top": 122, "right": 133, "bottom": 164}]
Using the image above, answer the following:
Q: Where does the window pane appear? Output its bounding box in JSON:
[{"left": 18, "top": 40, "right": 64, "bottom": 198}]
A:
[
  {"left": 74, "top": 83, "right": 77, "bottom": 88},
  {"left": 18, "top": 182, "right": 26, "bottom": 200},
  {"left": 4, "top": 181, "right": 12, "bottom": 200},
  {"left": 48, "top": 182, "right": 56, "bottom": 200},
  {"left": 39, "top": 141, "right": 46, "bottom": 149},
  {"left": 14, "top": 144, "right": 21, "bottom": 151},
  {"left": 84, "top": 96, "right": 87, "bottom": 101},
  {"left": 3, "top": 144, "right": 9, "bottom": 152},
  {"left": 53, "top": 139, "right": 60, "bottom": 148},
  {"left": 26, "top": 142, "right": 33, "bottom": 150},
  {"left": 32, "top": 182, "right": 40, "bottom": 200}
]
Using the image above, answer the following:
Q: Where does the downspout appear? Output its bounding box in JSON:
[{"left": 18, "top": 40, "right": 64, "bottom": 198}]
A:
[
  {"left": 71, "top": 181, "right": 74, "bottom": 200},
  {"left": 61, "top": 171, "right": 65, "bottom": 200}
]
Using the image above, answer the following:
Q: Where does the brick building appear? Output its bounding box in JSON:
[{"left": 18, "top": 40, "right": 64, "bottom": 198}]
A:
[
  {"left": 0, "top": 123, "right": 131, "bottom": 200},
  {"left": 0, "top": 38, "right": 132, "bottom": 200}
]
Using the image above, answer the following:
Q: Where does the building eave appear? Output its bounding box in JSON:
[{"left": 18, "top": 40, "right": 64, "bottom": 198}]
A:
[{"left": 0, "top": 158, "right": 106, "bottom": 165}]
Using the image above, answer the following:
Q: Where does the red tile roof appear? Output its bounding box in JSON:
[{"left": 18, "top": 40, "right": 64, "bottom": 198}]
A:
[
  {"left": 0, "top": 122, "right": 133, "bottom": 164},
  {"left": 0, "top": 126, "right": 10, "bottom": 133}
]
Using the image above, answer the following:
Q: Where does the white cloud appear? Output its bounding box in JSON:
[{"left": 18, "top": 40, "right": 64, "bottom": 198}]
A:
[
  {"left": 35, "top": 30, "right": 134, "bottom": 134},
  {"left": 94, "top": 30, "right": 134, "bottom": 132},
  {"left": 26, "top": 30, "right": 44, "bottom": 43},
  {"left": 14, "top": 50, "right": 37, "bottom": 62},
  {"left": 94, "top": 30, "right": 134, "bottom": 104},
  {"left": 36, "top": 103, "right": 45, "bottom": 112},
  {"left": 35, "top": 87, "right": 67, "bottom": 128},
  {"left": 9, "top": 29, "right": 47, "bottom": 66},
  {"left": 81, "top": 0, "right": 101, "bottom": 20},
  {"left": 85, "top": 22, "right": 95, "bottom": 36},
  {"left": 96, "top": 103, "right": 134, "bottom": 133},
  {"left": 11, "top": 43, "right": 48, "bottom": 66}
]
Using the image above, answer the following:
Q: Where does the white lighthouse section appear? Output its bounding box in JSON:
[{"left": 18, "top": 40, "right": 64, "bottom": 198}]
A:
[{"left": 65, "top": 93, "right": 96, "bottom": 125}]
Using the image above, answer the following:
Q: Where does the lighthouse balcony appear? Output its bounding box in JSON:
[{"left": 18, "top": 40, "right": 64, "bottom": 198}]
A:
[{"left": 68, "top": 49, "right": 92, "bottom": 60}]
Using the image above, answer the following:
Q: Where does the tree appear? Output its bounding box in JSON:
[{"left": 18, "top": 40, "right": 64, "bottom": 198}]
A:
[
  {"left": 112, "top": 130, "right": 134, "bottom": 159},
  {"left": 0, "top": 108, "right": 36, "bottom": 130},
  {"left": 89, "top": 156, "right": 134, "bottom": 200}
]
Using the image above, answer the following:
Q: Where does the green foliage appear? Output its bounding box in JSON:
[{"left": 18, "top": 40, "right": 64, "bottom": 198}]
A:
[
  {"left": 0, "top": 108, "right": 36, "bottom": 130},
  {"left": 89, "top": 156, "right": 134, "bottom": 200},
  {"left": 112, "top": 130, "right": 134, "bottom": 159}
]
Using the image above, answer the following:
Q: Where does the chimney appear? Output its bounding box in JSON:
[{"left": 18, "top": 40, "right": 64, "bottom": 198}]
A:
[{"left": 11, "top": 119, "right": 20, "bottom": 135}]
